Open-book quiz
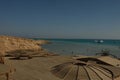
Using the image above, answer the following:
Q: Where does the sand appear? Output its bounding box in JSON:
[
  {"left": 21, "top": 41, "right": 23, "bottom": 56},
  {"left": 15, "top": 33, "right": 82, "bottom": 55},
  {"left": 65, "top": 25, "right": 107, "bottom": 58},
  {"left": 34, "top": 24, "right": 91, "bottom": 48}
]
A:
[
  {"left": 5, "top": 56, "right": 73, "bottom": 80},
  {"left": 1, "top": 55, "right": 120, "bottom": 80}
]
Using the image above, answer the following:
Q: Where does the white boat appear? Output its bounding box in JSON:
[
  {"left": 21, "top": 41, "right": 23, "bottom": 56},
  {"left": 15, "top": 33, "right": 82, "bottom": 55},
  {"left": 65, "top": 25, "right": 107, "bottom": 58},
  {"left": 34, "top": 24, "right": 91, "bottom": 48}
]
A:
[{"left": 95, "top": 40, "right": 104, "bottom": 43}]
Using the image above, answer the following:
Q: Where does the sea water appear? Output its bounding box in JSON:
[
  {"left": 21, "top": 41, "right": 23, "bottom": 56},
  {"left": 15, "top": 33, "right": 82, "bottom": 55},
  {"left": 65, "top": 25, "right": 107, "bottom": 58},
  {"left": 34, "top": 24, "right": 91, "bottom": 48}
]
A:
[{"left": 34, "top": 39, "right": 120, "bottom": 57}]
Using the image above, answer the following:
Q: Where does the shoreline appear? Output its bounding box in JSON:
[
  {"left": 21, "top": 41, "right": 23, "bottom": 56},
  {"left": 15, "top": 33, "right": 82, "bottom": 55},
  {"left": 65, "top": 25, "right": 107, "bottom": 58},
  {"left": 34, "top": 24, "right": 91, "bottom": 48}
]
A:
[
  {"left": 42, "top": 40, "right": 120, "bottom": 57},
  {"left": 1, "top": 36, "right": 120, "bottom": 80}
]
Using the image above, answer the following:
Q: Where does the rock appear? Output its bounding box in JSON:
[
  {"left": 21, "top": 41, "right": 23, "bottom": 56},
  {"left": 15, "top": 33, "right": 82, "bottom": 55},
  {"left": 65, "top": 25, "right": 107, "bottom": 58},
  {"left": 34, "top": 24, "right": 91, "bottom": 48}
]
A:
[
  {"left": 0, "top": 35, "right": 47, "bottom": 55},
  {"left": 35, "top": 40, "right": 51, "bottom": 45}
]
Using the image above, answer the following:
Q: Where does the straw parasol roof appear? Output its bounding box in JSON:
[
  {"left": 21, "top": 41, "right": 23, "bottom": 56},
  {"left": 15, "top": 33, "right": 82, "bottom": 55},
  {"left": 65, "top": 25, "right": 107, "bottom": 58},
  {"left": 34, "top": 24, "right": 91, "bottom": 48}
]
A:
[
  {"left": 97, "top": 56, "right": 120, "bottom": 67},
  {"left": 51, "top": 60, "right": 120, "bottom": 80},
  {"left": 73, "top": 55, "right": 120, "bottom": 67}
]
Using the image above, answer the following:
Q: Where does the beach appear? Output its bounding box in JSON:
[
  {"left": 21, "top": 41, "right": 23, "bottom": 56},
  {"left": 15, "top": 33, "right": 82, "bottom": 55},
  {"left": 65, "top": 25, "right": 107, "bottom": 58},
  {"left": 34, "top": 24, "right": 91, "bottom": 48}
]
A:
[
  {"left": 4, "top": 55, "right": 120, "bottom": 80},
  {"left": 42, "top": 39, "right": 120, "bottom": 57},
  {"left": 6, "top": 56, "right": 72, "bottom": 80},
  {"left": 1, "top": 36, "right": 120, "bottom": 80},
  {"left": 1, "top": 0, "right": 120, "bottom": 80}
]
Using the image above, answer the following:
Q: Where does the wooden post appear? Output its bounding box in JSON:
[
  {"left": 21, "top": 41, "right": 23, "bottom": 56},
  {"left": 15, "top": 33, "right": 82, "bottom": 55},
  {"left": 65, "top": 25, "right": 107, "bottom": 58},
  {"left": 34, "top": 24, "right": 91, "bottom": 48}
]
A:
[{"left": 0, "top": 52, "right": 5, "bottom": 64}]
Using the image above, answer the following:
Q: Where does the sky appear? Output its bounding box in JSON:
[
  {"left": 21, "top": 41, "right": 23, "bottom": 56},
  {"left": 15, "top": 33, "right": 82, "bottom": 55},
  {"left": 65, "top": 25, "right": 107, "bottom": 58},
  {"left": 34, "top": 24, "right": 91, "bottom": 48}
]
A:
[{"left": 0, "top": 0, "right": 120, "bottom": 39}]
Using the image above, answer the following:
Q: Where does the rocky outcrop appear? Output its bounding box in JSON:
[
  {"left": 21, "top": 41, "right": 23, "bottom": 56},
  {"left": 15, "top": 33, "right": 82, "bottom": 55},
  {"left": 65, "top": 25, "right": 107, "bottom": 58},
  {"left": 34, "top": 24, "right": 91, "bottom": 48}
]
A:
[
  {"left": 0, "top": 35, "right": 47, "bottom": 55},
  {"left": 35, "top": 40, "right": 51, "bottom": 45}
]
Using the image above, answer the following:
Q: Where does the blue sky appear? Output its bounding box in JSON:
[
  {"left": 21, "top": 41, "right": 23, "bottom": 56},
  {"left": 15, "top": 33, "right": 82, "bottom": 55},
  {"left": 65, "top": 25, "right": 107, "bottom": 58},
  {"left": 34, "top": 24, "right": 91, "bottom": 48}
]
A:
[{"left": 0, "top": 0, "right": 120, "bottom": 39}]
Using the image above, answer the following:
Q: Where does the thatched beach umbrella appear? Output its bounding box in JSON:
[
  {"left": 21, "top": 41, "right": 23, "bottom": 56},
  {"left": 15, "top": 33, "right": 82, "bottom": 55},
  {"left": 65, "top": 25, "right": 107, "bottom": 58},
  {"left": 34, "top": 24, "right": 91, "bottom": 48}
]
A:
[{"left": 51, "top": 60, "right": 120, "bottom": 80}]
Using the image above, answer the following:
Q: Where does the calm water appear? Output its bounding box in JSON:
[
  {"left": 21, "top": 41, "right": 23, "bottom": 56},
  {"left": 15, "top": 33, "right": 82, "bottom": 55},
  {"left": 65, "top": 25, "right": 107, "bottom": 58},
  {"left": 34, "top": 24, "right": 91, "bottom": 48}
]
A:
[{"left": 34, "top": 39, "right": 120, "bottom": 57}]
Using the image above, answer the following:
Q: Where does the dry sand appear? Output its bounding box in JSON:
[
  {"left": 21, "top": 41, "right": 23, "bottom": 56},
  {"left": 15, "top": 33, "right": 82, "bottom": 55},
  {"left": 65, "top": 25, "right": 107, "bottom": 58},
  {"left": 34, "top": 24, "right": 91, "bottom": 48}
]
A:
[
  {"left": 1, "top": 55, "right": 120, "bottom": 80},
  {"left": 6, "top": 56, "right": 73, "bottom": 80}
]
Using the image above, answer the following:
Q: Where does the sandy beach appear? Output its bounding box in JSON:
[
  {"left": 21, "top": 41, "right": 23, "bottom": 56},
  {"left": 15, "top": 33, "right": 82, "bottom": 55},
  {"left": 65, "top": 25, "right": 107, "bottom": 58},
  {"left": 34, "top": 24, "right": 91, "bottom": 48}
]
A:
[
  {"left": 1, "top": 0, "right": 120, "bottom": 79},
  {"left": 1, "top": 36, "right": 120, "bottom": 80},
  {"left": 1, "top": 54, "right": 120, "bottom": 80},
  {"left": 5, "top": 56, "right": 73, "bottom": 80}
]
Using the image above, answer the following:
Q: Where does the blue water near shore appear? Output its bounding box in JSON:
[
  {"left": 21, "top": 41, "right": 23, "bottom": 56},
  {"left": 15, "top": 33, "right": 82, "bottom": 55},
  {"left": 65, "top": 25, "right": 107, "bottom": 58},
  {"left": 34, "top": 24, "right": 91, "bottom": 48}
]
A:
[{"left": 34, "top": 39, "right": 120, "bottom": 57}]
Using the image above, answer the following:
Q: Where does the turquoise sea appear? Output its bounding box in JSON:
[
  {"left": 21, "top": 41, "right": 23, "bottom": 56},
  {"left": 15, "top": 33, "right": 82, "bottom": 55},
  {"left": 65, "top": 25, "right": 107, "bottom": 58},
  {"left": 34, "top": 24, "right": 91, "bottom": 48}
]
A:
[{"left": 34, "top": 39, "right": 120, "bottom": 57}]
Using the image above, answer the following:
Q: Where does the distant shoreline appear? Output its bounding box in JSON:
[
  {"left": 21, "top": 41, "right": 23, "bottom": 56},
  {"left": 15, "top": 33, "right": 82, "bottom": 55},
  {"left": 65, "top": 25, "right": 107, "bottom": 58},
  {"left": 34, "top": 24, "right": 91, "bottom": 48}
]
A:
[{"left": 42, "top": 40, "right": 120, "bottom": 57}]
